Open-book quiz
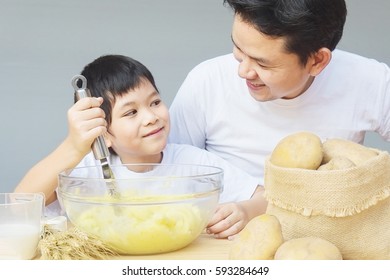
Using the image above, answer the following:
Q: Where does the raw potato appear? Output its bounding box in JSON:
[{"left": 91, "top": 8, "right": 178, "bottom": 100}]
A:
[
  {"left": 274, "top": 237, "right": 343, "bottom": 260},
  {"left": 270, "top": 132, "right": 323, "bottom": 170},
  {"left": 322, "top": 138, "right": 377, "bottom": 166},
  {"left": 317, "top": 156, "right": 356, "bottom": 171},
  {"left": 229, "top": 214, "right": 284, "bottom": 260}
]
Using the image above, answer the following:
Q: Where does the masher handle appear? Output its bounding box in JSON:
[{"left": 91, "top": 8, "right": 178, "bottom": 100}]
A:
[{"left": 71, "top": 75, "right": 109, "bottom": 160}]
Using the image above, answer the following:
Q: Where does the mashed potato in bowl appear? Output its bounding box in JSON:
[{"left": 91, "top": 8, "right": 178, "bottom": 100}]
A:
[
  {"left": 64, "top": 194, "right": 210, "bottom": 255},
  {"left": 58, "top": 164, "right": 223, "bottom": 255}
]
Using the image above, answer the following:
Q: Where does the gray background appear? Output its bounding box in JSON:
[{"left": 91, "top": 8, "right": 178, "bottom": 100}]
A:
[{"left": 1, "top": 0, "right": 389, "bottom": 193}]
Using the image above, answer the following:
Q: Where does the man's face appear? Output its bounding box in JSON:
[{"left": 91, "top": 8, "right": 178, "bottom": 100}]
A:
[{"left": 231, "top": 15, "right": 315, "bottom": 101}]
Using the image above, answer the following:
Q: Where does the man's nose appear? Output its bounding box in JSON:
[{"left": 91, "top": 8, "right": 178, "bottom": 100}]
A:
[{"left": 238, "top": 58, "right": 257, "bottom": 80}]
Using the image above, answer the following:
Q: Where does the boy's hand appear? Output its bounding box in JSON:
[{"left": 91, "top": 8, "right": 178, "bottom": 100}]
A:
[
  {"left": 206, "top": 202, "right": 250, "bottom": 239},
  {"left": 206, "top": 187, "right": 267, "bottom": 240},
  {"left": 65, "top": 97, "right": 107, "bottom": 156}
]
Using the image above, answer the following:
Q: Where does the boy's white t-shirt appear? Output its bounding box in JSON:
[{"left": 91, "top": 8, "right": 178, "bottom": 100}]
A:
[{"left": 46, "top": 143, "right": 259, "bottom": 216}]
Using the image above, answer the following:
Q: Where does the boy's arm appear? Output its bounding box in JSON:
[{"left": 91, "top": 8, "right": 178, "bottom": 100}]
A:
[
  {"left": 238, "top": 186, "right": 268, "bottom": 221},
  {"left": 14, "top": 139, "right": 86, "bottom": 205},
  {"left": 206, "top": 186, "right": 267, "bottom": 239},
  {"left": 14, "top": 97, "right": 106, "bottom": 205}
]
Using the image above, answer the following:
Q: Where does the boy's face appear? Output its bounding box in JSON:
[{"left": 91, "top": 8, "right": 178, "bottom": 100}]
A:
[
  {"left": 231, "top": 15, "right": 316, "bottom": 101},
  {"left": 106, "top": 79, "right": 170, "bottom": 164}
]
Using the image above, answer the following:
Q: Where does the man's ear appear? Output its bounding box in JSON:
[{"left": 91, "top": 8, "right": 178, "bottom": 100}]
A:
[{"left": 308, "top": 47, "right": 332, "bottom": 76}]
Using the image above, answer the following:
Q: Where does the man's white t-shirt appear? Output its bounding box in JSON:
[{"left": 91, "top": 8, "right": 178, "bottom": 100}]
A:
[{"left": 168, "top": 50, "right": 390, "bottom": 183}]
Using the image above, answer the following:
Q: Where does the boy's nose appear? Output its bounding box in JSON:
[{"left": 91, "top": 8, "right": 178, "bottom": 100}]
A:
[{"left": 143, "top": 109, "right": 158, "bottom": 125}]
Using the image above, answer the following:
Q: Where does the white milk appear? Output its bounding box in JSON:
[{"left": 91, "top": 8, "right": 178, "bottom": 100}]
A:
[{"left": 0, "top": 224, "right": 40, "bottom": 260}]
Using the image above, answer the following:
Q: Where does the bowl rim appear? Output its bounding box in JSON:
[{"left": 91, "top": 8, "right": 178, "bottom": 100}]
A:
[
  {"left": 57, "top": 163, "right": 223, "bottom": 204},
  {"left": 58, "top": 188, "right": 221, "bottom": 205},
  {"left": 59, "top": 163, "right": 224, "bottom": 180}
]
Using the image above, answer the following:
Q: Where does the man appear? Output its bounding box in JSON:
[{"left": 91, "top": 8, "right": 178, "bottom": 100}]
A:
[{"left": 169, "top": 0, "right": 390, "bottom": 185}]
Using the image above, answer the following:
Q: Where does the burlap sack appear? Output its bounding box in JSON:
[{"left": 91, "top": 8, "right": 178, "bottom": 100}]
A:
[{"left": 264, "top": 149, "right": 390, "bottom": 260}]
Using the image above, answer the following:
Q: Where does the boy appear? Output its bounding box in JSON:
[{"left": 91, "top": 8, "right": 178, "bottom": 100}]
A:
[{"left": 15, "top": 55, "right": 267, "bottom": 239}]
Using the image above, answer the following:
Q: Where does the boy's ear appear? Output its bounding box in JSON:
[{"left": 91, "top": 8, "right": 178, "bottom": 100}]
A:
[
  {"left": 103, "top": 132, "right": 112, "bottom": 148},
  {"left": 308, "top": 47, "right": 332, "bottom": 76}
]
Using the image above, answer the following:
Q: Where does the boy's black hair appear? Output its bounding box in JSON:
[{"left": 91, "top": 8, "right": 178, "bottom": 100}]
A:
[{"left": 78, "top": 54, "right": 158, "bottom": 128}]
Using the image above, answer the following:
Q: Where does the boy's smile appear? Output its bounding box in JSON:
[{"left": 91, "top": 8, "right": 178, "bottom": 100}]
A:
[
  {"left": 143, "top": 127, "right": 165, "bottom": 138},
  {"left": 106, "top": 79, "right": 170, "bottom": 164}
]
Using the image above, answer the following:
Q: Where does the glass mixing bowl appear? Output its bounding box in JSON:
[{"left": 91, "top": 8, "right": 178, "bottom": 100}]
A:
[{"left": 57, "top": 164, "right": 223, "bottom": 255}]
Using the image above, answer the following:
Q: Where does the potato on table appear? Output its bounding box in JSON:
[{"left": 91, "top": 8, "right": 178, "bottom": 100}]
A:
[
  {"left": 274, "top": 237, "right": 343, "bottom": 260},
  {"left": 229, "top": 214, "right": 284, "bottom": 260}
]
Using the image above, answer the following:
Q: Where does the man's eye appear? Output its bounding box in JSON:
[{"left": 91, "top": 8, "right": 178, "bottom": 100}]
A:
[{"left": 257, "top": 62, "right": 269, "bottom": 69}]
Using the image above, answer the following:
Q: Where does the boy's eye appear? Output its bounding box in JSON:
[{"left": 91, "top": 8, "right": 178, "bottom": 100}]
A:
[
  {"left": 151, "top": 99, "right": 161, "bottom": 106},
  {"left": 123, "top": 109, "right": 137, "bottom": 117}
]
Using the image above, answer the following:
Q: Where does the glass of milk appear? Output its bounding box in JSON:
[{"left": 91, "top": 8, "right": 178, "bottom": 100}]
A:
[{"left": 0, "top": 193, "right": 44, "bottom": 260}]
